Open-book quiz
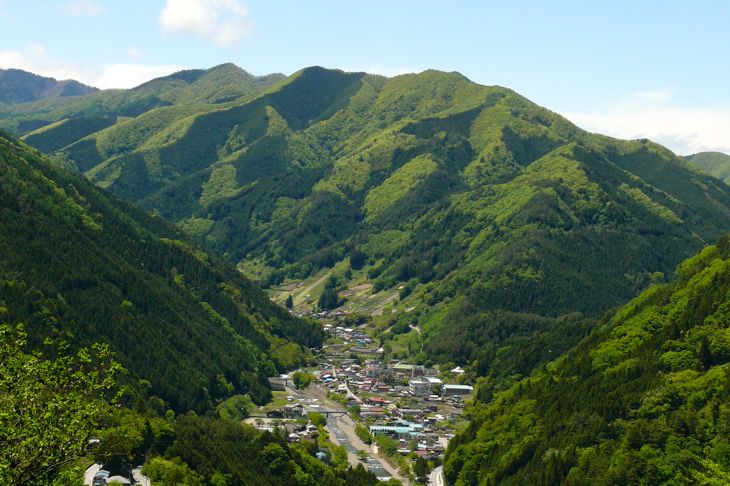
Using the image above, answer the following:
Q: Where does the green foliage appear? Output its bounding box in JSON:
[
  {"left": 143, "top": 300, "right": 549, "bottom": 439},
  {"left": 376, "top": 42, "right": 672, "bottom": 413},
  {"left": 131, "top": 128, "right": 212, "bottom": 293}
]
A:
[
  {"left": 216, "top": 394, "right": 254, "bottom": 421},
  {"left": 354, "top": 424, "right": 373, "bottom": 444},
  {"left": 0, "top": 324, "right": 119, "bottom": 485},
  {"left": 142, "top": 457, "right": 202, "bottom": 485},
  {"left": 0, "top": 132, "right": 323, "bottom": 413},
  {"left": 445, "top": 238, "right": 730, "bottom": 485},
  {"left": 293, "top": 371, "right": 315, "bottom": 390},
  {"left": 685, "top": 151, "right": 730, "bottom": 184},
  {"left": 413, "top": 456, "right": 430, "bottom": 483},
  {"left": 308, "top": 412, "right": 327, "bottom": 427}
]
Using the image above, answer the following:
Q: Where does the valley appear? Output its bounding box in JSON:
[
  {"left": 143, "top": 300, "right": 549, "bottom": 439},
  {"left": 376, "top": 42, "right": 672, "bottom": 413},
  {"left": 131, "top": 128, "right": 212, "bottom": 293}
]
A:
[{"left": 1, "top": 56, "right": 729, "bottom": 485}]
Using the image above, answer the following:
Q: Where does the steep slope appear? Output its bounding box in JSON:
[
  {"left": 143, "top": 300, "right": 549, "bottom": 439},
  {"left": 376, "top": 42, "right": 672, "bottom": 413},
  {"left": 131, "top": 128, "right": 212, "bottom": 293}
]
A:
[
  {"left": 5, "top": 66, "right": 730, "bottom": 388},
  {"left": 0, "top": 131, "right": 322, "bottom": 412},
  {"left": 0, "top": 68, "right": 97, "bottom": 104},
  {"left": 444, "top": 236, "right": 730, "bottom": 485},
  {"left": 686, "top": 151, "right": 730, "bottom": 184}
]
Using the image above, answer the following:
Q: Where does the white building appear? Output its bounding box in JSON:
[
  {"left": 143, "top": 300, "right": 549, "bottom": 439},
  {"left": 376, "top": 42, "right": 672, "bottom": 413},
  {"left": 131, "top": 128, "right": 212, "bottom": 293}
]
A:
[
  {"left": 442, "top": 384, "right": 473, "bottom": 396},
  {"left": 409, "top": 377, "right": 431, "bottom": 397}
]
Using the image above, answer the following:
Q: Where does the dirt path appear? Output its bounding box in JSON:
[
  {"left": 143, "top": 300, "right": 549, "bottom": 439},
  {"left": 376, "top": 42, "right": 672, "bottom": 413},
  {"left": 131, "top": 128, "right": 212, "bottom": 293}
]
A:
[{"left": 293, "top": 270, "right": 332, "bottom": 305}]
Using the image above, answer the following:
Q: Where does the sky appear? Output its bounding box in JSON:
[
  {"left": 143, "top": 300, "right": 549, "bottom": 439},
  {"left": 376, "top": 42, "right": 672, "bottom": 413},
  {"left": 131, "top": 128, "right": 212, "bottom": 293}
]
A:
[{"left": 0, "top": 0, "right": 728, "bottom": 155}]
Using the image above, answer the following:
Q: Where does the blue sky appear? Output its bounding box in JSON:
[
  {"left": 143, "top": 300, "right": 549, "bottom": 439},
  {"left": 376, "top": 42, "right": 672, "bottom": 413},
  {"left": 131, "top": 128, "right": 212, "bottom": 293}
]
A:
[{"left": 1, "top": 0, "right": 728, "bottom": 154}]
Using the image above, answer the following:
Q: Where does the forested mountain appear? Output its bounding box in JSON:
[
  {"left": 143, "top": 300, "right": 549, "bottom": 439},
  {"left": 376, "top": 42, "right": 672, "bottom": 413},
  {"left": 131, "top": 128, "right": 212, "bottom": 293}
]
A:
[
  {"left": 3, "top": 65, "right": 730, "bottom": 387},
  {"left": 686, "top": 151, "right": 730, "bottom": 184},
  {"left": 444, "top": 236, "right": 730, "bottom": 485},
  {"left": 0, "top": 130, "right": 322, "bottom": 412},
  {"left": 0, "top": 68, "right": 97, "bottom": 104},
  {"left": 0, "top": 63, "right": 283, "bottom": 137}
]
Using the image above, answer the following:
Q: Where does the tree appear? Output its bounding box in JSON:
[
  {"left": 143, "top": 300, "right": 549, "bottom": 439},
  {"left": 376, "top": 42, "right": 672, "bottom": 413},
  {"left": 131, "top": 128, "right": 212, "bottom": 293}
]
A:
[
  {"left": 413, "top": 456, "right": 430, "bottom": 482},
  {"left": 308, "top": 412, "right": 327, "bottom": 427},
  {"left": 318, "top": 288, "right": 339, "bottom": 311},
  {"left": 0, "top": 324, "right": 119, "bottom": 485},
  {"left": 292, "top": 371, "right": 314, "bottom": 390},
  {"left": 350, "top": 249, "right": 366, "bottom": 270},
  {"left": 285, "top": 294, "right": 294, "bottom": 309},
  {"left": 142, "top": 457, "right": 202, "bottom": 485}
]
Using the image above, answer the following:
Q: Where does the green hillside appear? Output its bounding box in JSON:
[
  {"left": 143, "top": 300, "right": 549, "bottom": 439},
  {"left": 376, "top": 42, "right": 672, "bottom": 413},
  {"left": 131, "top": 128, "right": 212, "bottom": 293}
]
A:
[
  {"left": 0, "top": 130, "right": 322, "bottom": 412},
  {"left": 686, "top": 151, "right": 730, "bottom": 184},
  {"left": 4, "top": 65, "right": 730, "bottom": 389},
  {"left": 444, "top": 235, "right": 730, "bottom": 485}
]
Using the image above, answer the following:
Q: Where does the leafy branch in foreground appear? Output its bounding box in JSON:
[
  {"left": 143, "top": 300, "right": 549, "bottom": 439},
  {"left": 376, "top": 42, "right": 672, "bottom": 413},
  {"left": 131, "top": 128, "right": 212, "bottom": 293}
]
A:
[{"left": 0, "top": 323, "right": 120, "bottom": 486}]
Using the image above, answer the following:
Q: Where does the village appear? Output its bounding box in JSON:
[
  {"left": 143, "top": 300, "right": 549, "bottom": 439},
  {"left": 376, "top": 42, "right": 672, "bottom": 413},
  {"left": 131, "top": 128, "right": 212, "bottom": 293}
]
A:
[{"left": 253, "top": 315, "right": 473, "bottom": 484}]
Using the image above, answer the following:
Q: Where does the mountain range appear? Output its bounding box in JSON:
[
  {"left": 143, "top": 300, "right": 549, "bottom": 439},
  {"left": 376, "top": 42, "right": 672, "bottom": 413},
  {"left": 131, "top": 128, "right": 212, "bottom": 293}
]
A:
[
  {"left": 2, "top": 63, "right": 730, "bottom": 485},
  {"left": 2, "top": 63, "right": 730, "bottom": 393}
]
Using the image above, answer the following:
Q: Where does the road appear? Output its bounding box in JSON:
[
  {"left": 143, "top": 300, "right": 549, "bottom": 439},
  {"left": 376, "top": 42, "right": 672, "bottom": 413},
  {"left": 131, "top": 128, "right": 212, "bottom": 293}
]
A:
[
  {"left": 83, "top": 462, "right": 151, "bottom": 485},
  {"left": 132, "top": 467, "right": 151, "bottom": 486},
  {"left": 83, "top": 463, "right": 101, "bottom": 485},
  {"left": 286, "top": 383, "right": 406, "bottom": 483},
  {"left": 429, "top": 465, "right": 444, "bottom": 486}
]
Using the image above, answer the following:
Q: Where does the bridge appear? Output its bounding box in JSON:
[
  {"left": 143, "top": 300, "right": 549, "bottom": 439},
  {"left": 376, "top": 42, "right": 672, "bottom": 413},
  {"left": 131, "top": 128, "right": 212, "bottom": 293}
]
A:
[{"left": 248, "top": 410, "right": 349, "bottom": 419}]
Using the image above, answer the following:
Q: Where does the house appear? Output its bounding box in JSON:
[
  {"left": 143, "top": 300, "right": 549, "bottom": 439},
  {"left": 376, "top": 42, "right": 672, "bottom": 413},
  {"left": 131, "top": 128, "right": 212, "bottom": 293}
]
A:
[
  {"left": 425, "top": 376, "right": 443, "bottom": 392},
  {"left": 442, "top": 384, "right": 473, "bottom": 396},
  {"left": 284, "top": 403, "right": 305, "bottom": 419},
  {"left": 409, "top": 377, "right": 431, "bottom": 397},
  {"left": 369, "top": 425, "right": 413, "bottom": 440},
  {"left": 361, "top": 406, "right": 386, "bottom": 417},
  {"left": 451, "top": 366, "right": 465, "bottom": 374},
  {"left": 268, "top": 377, "right": 287, "bottom": 391},
  {"left": 350, "top": 346, "right": 381, "bottom": 355},
  {"left": 367, "top": 396, "right": 386, "bottom": 405}
]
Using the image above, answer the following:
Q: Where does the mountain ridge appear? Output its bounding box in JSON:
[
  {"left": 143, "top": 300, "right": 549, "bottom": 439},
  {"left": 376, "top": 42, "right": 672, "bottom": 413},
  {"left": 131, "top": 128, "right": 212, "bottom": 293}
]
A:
[
  {"left": 2, "top": 65, "right": 730, "bottom": 394},
  {"left": 0, "top": 68, "right": 97, "bottom": 104}
]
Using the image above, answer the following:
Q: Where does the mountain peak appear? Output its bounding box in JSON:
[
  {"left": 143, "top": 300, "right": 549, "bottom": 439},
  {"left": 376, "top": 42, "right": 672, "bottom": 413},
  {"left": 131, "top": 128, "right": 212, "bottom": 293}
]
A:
[{"left": 0, "top": 68, "right": 97, "bottom": 104}]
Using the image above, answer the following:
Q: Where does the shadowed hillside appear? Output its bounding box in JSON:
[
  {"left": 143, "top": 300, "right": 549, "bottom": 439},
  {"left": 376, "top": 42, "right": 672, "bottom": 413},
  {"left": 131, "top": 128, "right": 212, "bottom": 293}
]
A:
[{"left": 0, "top": 130, "right": 322, "bottom": 412}]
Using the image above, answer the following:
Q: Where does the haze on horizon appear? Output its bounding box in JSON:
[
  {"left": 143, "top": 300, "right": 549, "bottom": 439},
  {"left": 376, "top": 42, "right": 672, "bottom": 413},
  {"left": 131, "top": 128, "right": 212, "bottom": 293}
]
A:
[{"left": 1, "top": 0, "right": 728, "bottom": 155}]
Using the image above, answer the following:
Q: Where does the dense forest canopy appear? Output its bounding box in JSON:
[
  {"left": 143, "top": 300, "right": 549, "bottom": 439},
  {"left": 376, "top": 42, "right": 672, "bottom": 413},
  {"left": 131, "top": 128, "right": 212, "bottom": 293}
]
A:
[
  {"left": 444, "top": 235, "right": 730, "bottom": 485},
  {"left": 0, "top": 131, "right": 323, "bottom": 412}
]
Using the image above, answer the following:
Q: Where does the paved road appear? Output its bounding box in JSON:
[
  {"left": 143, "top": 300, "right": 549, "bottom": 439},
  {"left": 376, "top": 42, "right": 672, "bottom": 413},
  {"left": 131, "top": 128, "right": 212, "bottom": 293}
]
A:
[
  {"left": 286, "top": 384, "right": 405, "bottom": 483},
  {"left": 83, "top": 463, "right": 101, "bottom": 485},
  {"left": 429, "top": 465, "right": 444, "bottom": 486},
  {"left": 132, "top": 467, "right": 151, "bottom": 486}
]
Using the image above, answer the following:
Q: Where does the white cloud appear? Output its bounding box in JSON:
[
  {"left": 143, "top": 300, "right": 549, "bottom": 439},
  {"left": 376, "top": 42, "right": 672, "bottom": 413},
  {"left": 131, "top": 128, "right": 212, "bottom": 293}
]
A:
[
  {"left": 65, "top": 0, "right": 105, "bottom": 16},
  {"left": 94, "top": 63, "right": 184, "bottom": 89},
  {"left": 0, "top": 44, "right": 90, "bottom": 82},
  {"left": 561, "top": 90, "right": 730, "bottom": 155},
  {"left": 159, "top": 0, "right": 252, "bottom": 47},
  {"left": 0, "top": 44, "right": 184, "bottom": 89}
]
